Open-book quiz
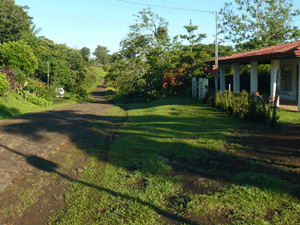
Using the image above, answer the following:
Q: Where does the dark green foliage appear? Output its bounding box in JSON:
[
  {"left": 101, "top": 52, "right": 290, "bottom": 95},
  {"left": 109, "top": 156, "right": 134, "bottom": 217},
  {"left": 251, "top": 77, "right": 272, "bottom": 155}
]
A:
[
  {"left": 93, "top": 45, "right": 110, "bottom": 65},
  {"left": 0, "top": 72, "right": 9, "bottom": 96},
  {"left": 205, "top": 90, "right": 270, "bottom": 123},
  {"left": 80, "top": 47, "right": 90, "bottom": 62},
  {"left": 0, "top": 0, "right": 33, "bottom": 43},
  {"left": 50, "top": 59, "right": 75, "bottom": 92}
]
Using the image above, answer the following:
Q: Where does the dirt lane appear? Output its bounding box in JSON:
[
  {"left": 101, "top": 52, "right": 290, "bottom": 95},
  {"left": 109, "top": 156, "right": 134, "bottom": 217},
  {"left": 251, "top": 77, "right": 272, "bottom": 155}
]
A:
[{"left": 0, "top": 81, "right": 113, "bottom": 192}]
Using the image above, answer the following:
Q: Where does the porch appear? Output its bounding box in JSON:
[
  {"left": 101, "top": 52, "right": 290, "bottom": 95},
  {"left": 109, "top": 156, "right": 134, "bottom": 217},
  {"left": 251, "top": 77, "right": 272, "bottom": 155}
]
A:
[
  {"left": 206, "top": 40, "right": 300, "bottom": 112},
  {"left": 279, "top": 99, "right": 298, "bottom": 112}
]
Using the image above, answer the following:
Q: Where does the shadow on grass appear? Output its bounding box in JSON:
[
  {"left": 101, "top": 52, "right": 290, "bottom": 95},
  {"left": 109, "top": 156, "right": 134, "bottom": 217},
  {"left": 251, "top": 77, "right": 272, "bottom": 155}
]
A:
[
  {"left": 1, "top": 95, "right": 300, "bottom": 222},
  {"left": 2, "top": 144, "right": 199, "bottom": 225},
  {"left": 0, "top": 104, "right": 20, "bottom": 119}
]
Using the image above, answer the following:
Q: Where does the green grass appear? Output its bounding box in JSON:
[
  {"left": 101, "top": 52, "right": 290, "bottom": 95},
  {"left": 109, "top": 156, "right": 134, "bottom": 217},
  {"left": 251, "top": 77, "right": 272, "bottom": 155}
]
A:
[
  {"left": 0, "top": 91, "right": 79, "bottom": 120},
  {"left": 87, "top": 67, "right": 107, "bottom": 93},
  {"left": 49, "top": 97, "right": 300, "bottom": 224},
  {"left": 277, "top": 108, "right": 300, "bottom": 124}
]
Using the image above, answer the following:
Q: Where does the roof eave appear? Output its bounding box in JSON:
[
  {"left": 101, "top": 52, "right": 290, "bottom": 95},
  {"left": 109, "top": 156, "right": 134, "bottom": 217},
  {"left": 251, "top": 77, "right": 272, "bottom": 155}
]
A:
[{"left": 205, "top": 51, "right": 300, "bottom": 66}]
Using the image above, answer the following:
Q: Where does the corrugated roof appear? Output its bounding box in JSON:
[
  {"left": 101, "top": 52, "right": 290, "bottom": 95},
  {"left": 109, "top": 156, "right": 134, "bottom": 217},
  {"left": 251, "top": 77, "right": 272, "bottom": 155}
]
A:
[{"left": 206, "top": 40, "right": 300, "bottom": 65}]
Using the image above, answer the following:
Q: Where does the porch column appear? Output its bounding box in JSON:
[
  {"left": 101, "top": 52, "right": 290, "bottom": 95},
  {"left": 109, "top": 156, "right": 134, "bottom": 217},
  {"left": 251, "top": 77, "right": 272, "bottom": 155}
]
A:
[
  {"left": 219, "top": 65, "right": 226, "bottom": 93},
  {"left": 250, "top": 61, "right": 258, "bottom": 94},
  {"left": 233, "top": 63, "right": 240, "bottom": 93},
  {"left": 270, "top": 60, "right": 280, "bottom": 106}
]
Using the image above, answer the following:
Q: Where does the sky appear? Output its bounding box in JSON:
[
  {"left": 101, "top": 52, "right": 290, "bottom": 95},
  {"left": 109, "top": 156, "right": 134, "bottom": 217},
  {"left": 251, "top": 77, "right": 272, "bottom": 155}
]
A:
[{"left": 15, "top": 0, "right": 300, "bottom": 56}]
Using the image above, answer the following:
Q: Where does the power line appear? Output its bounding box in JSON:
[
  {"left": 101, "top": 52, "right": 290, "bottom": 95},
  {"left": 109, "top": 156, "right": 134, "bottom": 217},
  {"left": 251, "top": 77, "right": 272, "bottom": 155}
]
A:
[
  {"left": 118, "top": 0, "right": 213, "bottom": 13},
  {"left": 159, "top": 0, "right": 193, "bottom": 10}
]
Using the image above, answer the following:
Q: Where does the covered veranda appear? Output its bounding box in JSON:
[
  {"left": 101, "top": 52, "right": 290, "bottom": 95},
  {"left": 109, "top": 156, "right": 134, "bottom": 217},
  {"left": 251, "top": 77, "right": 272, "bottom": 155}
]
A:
[{"left": 206, "top": 40, "right": 300, "bottom": 112}]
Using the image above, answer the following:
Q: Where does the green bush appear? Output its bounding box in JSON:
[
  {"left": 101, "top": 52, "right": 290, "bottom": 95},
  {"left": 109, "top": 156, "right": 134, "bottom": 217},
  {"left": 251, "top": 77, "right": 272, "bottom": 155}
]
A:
[
  {"left": 0, "top": 40, "right": 38, "bottom": 76},
  {"left": 25, "top": 92, "right": 52, "bottom": 106},
  {"left": 205, "top": 90, "right": 270, "bottom": 123},
  {"left": 0, "top": 73, "right": 9, "bottom": 96}
]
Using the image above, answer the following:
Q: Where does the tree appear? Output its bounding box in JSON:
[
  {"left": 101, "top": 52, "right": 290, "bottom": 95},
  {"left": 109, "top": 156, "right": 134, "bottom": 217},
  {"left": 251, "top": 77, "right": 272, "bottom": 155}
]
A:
[
  {"left": 0, "top": 40, "right": 38, "bottom": 76},
  {"left": 219, "top": 0, "right": 300, "bottom": 51},
  {"left": 80, "top": 47, "right": 90, "bottom": 62},
  {"left": 180, "top": 19, "right": 206, "bottom": 53},
  {"left": 93, "top": 45, "right": 110, "bottom": 65},
  {"left": 0, "top": 0, "right": 33, "bottom": 43}
]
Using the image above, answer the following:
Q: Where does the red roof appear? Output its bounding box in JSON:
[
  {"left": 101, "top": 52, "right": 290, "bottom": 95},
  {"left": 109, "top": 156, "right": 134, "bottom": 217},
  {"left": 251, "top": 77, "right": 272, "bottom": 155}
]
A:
[{"left": 206, "top": 40, "right": 300, "bottom": 65}]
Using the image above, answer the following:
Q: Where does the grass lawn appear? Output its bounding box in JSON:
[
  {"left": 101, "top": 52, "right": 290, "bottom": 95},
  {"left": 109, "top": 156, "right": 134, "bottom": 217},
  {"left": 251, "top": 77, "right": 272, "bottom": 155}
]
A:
[{"left": 49, "top": 97, "right": 300, "bottom": 224}]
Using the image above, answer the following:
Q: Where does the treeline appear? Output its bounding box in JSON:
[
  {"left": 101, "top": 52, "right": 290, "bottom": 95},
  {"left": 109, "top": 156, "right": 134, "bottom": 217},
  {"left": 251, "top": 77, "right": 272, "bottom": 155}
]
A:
[
  {"left": 106, "top": 9, "right": 233, "bottom": 102},
  {"left": 107, "top": 0, "right": 300, "bottom": 102},
  {"left": 0, "top": 0, "right": 101, "bottom": 105}
]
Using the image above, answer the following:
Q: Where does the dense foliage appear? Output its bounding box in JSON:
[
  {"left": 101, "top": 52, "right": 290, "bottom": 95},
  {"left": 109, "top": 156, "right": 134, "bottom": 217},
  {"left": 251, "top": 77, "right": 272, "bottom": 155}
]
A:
[
  {"left": 0, "top": 0, "right": 102, "bottom": 105},
  {"left": 0, "top": 0, "right": 33, "bottom": 43},
  {"left": 219, "top": 0, "right": 300, "bottom": 51},
  {"left": 106, "top": 9, "right": 219, "bottom": 101},
  {"left": 0, "top": 40, "right": 38, "bottom": 76}
]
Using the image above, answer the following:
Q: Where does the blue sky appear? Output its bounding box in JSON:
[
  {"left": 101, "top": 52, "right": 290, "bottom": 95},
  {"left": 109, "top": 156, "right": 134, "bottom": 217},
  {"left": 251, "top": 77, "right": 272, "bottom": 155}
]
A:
[{"left": 15, "top": 0, "right": 300, "bottom": 56}]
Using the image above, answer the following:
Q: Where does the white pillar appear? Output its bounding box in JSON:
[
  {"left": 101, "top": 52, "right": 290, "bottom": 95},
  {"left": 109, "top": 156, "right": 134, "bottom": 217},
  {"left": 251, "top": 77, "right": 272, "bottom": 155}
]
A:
[
  {"left": 233, "top": 63, "right": 240, "bottom": 93},
  {"left": 270, "top": 60, "right": 280, "bottom": 106},
  {"left": 219, "top": 65, "right": 226, "bottom": 93},
  {"left": 270, "top": 60, "right": 280, "bottom": 98},
  {"left": 250, "top": 61, "right": 258, "bottom": 94}
]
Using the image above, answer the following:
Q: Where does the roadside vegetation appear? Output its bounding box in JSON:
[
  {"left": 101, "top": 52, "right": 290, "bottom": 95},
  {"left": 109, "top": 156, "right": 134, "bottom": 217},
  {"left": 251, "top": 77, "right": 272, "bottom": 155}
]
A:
[{"left": 0, "top": 67, "right": 106, "bottom": 120}]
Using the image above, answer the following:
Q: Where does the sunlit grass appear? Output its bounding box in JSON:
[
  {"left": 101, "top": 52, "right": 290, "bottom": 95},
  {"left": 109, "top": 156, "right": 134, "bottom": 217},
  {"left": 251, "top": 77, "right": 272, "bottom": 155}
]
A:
[
  {"left": 49, "top": 97, "right": 300, "bottom": 224},
  {"left": 277, "top": 108, "right": 300, "bottom": 124}
]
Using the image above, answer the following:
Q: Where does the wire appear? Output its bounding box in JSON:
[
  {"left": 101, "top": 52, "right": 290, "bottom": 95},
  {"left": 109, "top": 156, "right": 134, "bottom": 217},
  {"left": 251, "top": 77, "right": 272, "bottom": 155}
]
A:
[
  {"left": 118, "top": 0, "right": 214, "bottom": 13},
  {"left": 159, "top": 0, "right": 192, "bottom": 10}
]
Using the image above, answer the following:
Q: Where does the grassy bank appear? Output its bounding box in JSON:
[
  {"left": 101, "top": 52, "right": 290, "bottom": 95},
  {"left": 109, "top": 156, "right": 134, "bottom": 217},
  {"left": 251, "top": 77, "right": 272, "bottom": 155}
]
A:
[
  {"left": 50, "top": 97, "right": 300, "bottom": 224},
  {"left": 0, "top": 67, "right": 106, "bottom": 120}
]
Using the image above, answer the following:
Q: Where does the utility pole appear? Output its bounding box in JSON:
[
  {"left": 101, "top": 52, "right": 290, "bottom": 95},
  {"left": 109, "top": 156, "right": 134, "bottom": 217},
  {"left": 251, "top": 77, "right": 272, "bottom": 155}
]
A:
[{"left": 215, "top": 11, "right": 219, "bottom": 93}]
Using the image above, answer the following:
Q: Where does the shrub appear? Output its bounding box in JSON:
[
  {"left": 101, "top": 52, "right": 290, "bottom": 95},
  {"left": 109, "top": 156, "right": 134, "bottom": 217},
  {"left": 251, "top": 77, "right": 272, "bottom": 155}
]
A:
[
  {"left": 0, "top": 40, "right": 38, "bottom": 76},
  {"left": 25, "top": 92, "right": 52, "bottom": 106},
  {"left": 205, "top": 90, "right": 270, "bottom": 123},
  {"left": 0, "top": 72, "right": 9, "bottom": 96}
]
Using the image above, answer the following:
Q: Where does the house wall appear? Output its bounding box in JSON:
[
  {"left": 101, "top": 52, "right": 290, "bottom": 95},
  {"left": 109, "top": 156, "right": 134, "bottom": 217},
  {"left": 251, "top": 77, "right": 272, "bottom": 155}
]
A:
[{"left": 280, "top": 59, "right": 298, "bottom": 100}]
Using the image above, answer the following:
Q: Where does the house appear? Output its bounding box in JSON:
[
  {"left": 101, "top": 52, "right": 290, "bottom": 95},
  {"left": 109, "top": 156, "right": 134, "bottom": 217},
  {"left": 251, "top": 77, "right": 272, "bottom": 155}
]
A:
[{"left": 205, "top": 40, "right": 300, "bottom": 112}]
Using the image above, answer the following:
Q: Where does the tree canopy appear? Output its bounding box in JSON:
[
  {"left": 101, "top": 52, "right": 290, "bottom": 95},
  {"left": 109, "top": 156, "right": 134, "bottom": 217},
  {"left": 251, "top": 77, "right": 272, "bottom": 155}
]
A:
[
  {"left": 80, "top": 47, "right": 90, "bottom": 62},
  {"left": 219, "top": 0, "right": 300, "bottom": 51},
  {"left": 106, "top": 9, "right": 220, "bottom": 101},
  {"left": 0, "top": 0, "right": 33, "bottom": 43},
  {"left": 93, "top": 45, "right": 110, "bottom": 65}
]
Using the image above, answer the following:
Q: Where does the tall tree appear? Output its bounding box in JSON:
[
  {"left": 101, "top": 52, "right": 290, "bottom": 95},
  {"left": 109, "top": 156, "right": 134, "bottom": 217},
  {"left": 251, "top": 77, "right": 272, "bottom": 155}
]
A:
[
  {"left": 80, "top": 47, "right": 90, "bottom": 62},
  {"left": 219, "top": 0, "right": 300, "bottom": 51},
  {"left": 0, "top": 0, "right": 33, "bottom": 43},
  {"left": 180, "top": 19, "right": 206, "bottom": 53},
  {"left": 93, "top": 45, "right": 110, "bottom": 65}
]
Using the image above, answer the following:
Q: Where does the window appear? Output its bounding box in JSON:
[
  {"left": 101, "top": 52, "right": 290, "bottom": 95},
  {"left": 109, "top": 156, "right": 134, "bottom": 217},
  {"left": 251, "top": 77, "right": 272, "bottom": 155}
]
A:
[{"left": 281, "top": 67, "right": 292, "bottom": 92}]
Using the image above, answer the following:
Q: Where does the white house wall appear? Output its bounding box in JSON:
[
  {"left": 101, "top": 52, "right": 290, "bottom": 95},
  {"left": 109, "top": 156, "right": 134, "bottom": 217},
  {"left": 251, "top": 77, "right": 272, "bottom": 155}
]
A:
[{"left": 279, "top": 59, "right": 298, "bottom": 101}]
